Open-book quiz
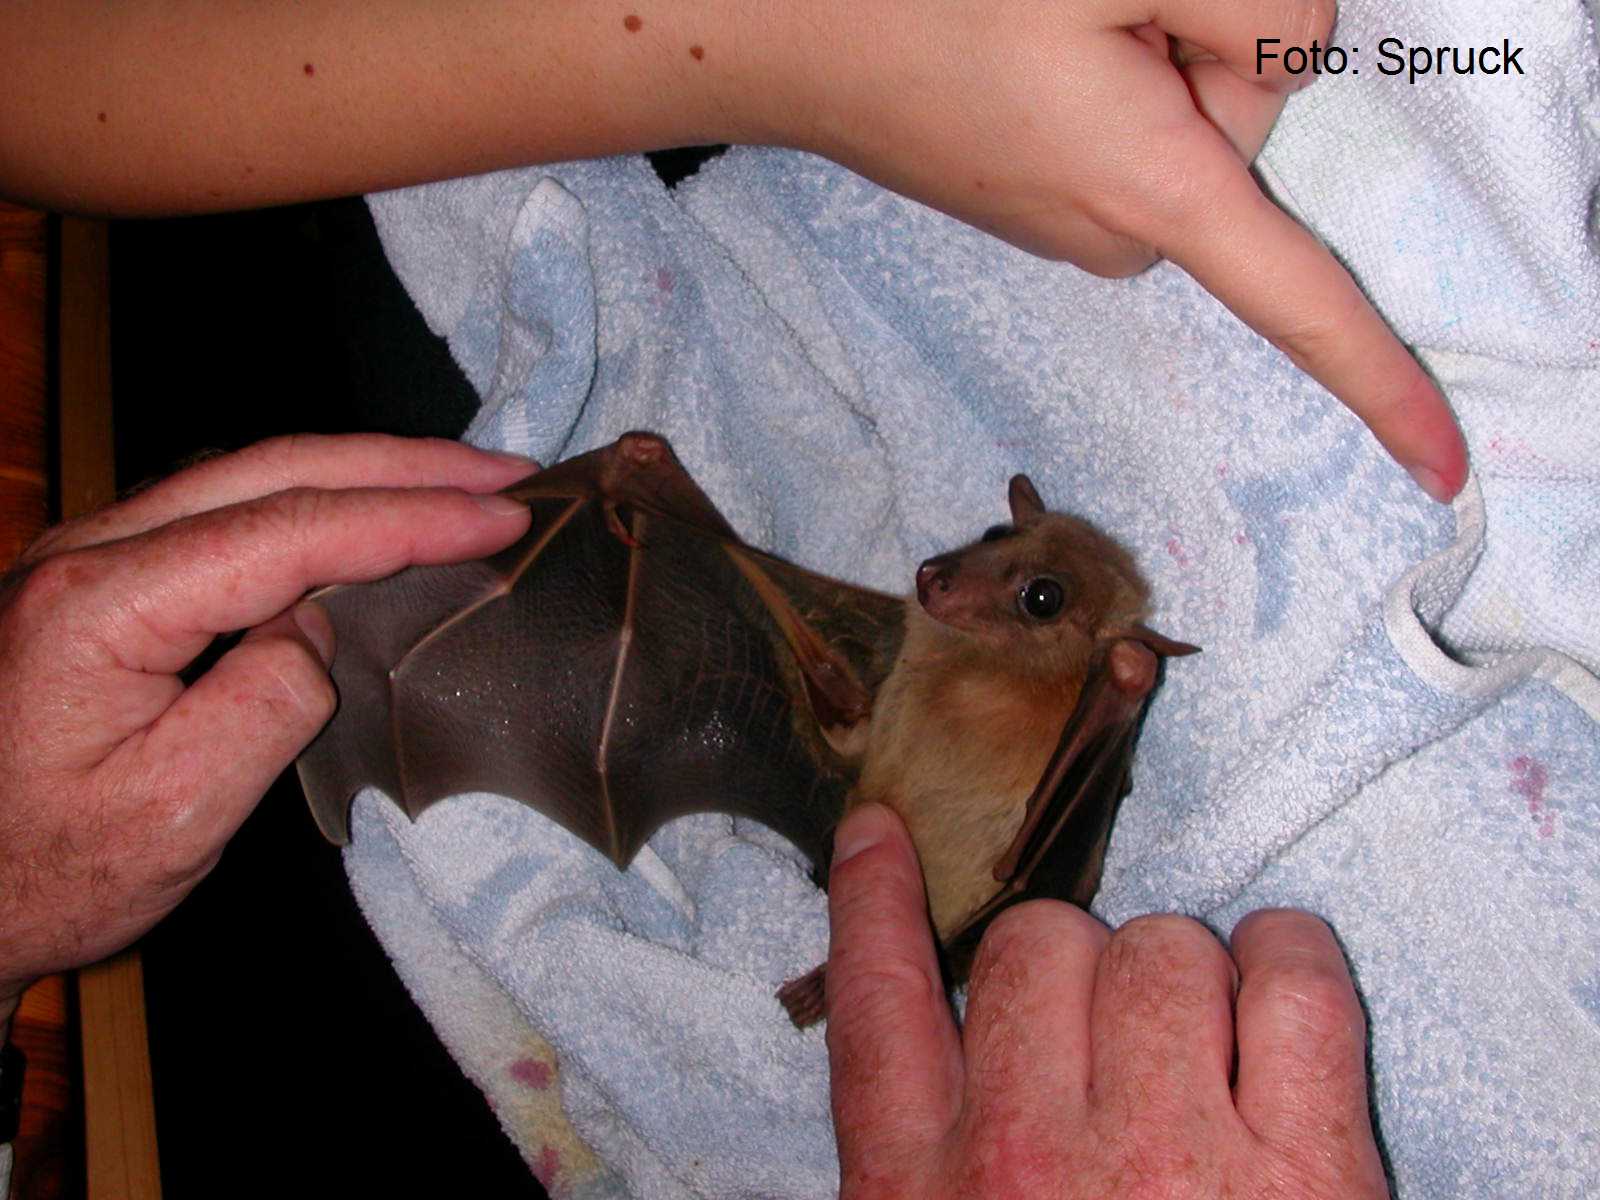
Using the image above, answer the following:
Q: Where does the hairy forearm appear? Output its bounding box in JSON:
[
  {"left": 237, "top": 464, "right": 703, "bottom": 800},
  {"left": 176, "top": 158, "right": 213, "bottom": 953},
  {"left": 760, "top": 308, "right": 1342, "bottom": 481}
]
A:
[{"left": 0, "top": 0, "right": 798, "bottom": 215}]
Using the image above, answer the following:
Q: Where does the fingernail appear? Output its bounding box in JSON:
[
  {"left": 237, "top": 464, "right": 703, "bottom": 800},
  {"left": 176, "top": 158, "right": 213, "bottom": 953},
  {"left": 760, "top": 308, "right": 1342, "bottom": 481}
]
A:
[
  {"left": 832, "top": 803, "right": 897, "bottom": 868},
  {"left": 473, "top": 492, "right": 529, "bottom": 517},
  {"left": 1406, "top": 462, "right": 1454, "bottom": 504},
  {"left": 292, "top": 601, "right": 335, "bottom": 667},
  {"left": 486, "top": 449, "right": 541, "bottom": 467}
]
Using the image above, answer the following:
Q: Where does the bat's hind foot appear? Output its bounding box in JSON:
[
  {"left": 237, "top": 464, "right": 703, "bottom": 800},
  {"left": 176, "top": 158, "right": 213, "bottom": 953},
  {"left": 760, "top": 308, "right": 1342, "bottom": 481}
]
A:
[{"left": 776, "top": 965, "right": 827, "bottom": 1028}]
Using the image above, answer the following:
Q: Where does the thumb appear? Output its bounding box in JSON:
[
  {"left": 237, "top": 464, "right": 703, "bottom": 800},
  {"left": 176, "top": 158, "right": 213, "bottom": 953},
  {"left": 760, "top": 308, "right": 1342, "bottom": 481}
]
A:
[
  {"left": 826, "top": 803, "right": 961, "bottom": 1181},
  {"left": 117, "top": 601, "right": 339, "bottom": 877}
]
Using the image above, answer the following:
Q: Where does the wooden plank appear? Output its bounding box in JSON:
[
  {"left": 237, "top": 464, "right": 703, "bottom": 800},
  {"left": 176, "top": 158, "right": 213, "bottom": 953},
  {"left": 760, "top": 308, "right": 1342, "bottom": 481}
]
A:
[
  {"left": 76, "top": 958, "right": 159, "bottom": 1200},
  {"left": 0, "top": 203, "right": 49, "bottom": 566},
  {"left": 56, "top": 215, "right": 162, "bottom": 1200}
]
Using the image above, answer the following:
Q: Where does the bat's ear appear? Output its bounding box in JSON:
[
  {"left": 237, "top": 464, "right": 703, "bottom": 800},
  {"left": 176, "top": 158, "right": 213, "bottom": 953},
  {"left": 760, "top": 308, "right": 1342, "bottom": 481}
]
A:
[
  {"left": 1124, "top": 623, "right": 1201, "bottom": 657},
  {"left": 1008, "top": 474, "right": 1047, "bottom": 527}
]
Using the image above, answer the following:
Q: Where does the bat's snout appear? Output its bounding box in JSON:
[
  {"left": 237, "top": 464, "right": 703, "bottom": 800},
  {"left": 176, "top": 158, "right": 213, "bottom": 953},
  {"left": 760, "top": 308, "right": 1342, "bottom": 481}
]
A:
[
  {"left": 916, "top": 556, "right": 955, "bottom": 608},
  {"left": 917, "top": 554, "right": 989, "bottom": 630}
]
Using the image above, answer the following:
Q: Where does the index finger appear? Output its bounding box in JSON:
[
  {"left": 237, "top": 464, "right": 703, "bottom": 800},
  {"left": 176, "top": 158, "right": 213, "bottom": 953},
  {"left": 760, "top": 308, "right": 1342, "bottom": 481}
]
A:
[
  {"left": 25, "top": 433, "right": 537, "bottom": 562},
  {"left": 1132, "top": 127, "right": 1468, "bottom": 501},
  {"left": 60, "top": 484, "right": 530, "bottom": 674},
  {"left": 825, "top": 804, "right": 962, "bottom": 1182}
]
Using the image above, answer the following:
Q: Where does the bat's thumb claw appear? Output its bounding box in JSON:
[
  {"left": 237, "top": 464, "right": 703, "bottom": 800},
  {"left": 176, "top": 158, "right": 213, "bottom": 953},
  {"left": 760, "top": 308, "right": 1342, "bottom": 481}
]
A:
[{"left": 603, "top": 502, "right": 643, "bottom": 548}]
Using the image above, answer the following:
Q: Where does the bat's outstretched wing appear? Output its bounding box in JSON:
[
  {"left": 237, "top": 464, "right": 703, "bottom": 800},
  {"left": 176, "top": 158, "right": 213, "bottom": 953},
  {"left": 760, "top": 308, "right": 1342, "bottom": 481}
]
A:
[{"left": 295, "top": 433, "right": 906, "bottom": 872}]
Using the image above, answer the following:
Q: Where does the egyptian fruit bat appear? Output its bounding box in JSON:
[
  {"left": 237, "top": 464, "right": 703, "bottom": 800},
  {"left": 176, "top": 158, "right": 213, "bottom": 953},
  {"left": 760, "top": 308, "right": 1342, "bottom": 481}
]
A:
[{"left": 296, "top": 432, "right": 1196, "bottom": 1026}]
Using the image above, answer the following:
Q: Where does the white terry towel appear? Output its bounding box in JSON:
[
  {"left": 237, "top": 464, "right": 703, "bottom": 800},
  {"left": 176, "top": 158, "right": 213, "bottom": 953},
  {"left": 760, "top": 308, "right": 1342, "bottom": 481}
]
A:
[{"left": 351, "top": 0, "right": 1600, "bottom": 1194}]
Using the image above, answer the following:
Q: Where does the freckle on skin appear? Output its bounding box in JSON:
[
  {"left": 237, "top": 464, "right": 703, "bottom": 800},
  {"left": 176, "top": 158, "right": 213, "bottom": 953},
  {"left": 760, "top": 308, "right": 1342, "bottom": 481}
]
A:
[
  {"left": 303, "top": 62, "right": 315, "bottom": 76},
  {"left": 689, "top": 44, "right": 704, "bottom": 60},
  {"left": 97, "top": 111, "right": 107, "bottom": 123},
  {"left": 623, "top": 14, "right": 642, "bottom": 32}
]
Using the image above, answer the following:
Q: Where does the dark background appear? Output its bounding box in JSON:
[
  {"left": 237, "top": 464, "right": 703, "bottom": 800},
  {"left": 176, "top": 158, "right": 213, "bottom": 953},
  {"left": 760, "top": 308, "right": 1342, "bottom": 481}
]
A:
[{"left": 114, "top": 148, "right": 719, "bottom": 1198}]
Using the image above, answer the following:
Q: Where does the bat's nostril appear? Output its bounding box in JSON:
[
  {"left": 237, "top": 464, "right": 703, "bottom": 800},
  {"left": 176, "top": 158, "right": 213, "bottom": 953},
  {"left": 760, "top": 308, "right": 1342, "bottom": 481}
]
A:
[{"left": 915, "top": 559, "right": 952, "bottom": 605}]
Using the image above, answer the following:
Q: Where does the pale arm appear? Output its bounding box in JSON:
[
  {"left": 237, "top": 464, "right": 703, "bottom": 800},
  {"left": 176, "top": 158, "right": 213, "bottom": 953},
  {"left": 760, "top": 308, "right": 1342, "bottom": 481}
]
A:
[
  {"left": 0, "top": 0, "right": 779, "bottom": 216},
  {"left": 0, "top": 0, "right": 1466, "bottom": 493}
]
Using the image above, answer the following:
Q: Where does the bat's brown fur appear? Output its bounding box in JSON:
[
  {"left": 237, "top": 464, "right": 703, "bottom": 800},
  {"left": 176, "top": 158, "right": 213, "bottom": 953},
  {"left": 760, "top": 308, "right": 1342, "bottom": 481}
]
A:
[{"left": 856, "top": 510, "right": 1154, "bottom": 936}]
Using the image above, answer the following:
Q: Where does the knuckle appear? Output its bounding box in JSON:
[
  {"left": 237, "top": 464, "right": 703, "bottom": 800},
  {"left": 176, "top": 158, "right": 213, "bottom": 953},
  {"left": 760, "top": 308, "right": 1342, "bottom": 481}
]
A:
[
  {"left": 231, "top": 632, "right": 338, "bottom": 731},
  {"left": 251, "top": 486, "right": 333, "bottom": 567},
  {"left": 261, "top": 483, "right": 329, "bottom": 531},
  {"left": 3, "top": 552, "right": 91, "bottom": 629},
  {"left": 1237, "top": 910, "right": 1366, "bottom": 1063},
  {"left": 1113, "top": 913, "right": 1221, "bottom": 960},
  {"left": 1100, "top": 915, "right": 1232, "bottom": 1014},
  {"left": 972, "top": 899, "right": 1105, "bottom": 983},
  {"left": 237, "top": 433, "right": 326, "bottom": 486},
  {"left": 1253, "top": 957, "right": 1363, "bottom": 1043}
]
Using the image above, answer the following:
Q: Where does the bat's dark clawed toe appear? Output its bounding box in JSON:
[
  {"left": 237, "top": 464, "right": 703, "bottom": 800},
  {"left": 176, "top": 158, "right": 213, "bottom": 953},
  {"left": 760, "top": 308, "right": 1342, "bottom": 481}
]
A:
[{"left": 776, "top": 965, "right": 828, "bottom": 1029}]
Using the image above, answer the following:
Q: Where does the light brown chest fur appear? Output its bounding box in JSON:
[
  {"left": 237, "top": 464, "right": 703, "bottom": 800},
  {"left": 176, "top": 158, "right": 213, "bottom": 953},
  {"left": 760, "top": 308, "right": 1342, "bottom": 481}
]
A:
[{"left": 853, "top": 627, "right": 1082, "bottom": 938}]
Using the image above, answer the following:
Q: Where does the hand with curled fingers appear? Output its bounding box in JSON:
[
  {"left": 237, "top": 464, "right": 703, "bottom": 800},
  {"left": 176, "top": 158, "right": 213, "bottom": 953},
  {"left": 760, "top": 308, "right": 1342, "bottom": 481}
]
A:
[
  {"left": 0, "top": 435, "right": 535, "bottom": 1025},
  {"left": 825, "top": 803, "right": 1389, "bottom": 1198},
  {"left": 792, "top": 0, "right": 1465, "bottom": 501}
]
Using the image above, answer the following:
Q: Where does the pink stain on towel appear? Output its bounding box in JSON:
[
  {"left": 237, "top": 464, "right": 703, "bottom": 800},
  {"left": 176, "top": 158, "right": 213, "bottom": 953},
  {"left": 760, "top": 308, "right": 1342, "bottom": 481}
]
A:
[
  {"left": 534, "top": 1146, "right": 562, "bottom": 1187},
  {"left": 509, "top": 1057, "right": 552, "bottom": 1090},
  {"left": 1509, "top": 755, "right": 1556, "bottom": 838}
]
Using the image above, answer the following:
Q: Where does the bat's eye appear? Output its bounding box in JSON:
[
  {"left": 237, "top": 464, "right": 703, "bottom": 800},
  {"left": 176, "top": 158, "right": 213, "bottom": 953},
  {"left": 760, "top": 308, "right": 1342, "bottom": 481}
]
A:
[
  {"left": 1019, "top": 577, "right": 1066, "bottom": 620},
  {"left": 981, "top": 524, "right": 1013, "bottom": 543}
]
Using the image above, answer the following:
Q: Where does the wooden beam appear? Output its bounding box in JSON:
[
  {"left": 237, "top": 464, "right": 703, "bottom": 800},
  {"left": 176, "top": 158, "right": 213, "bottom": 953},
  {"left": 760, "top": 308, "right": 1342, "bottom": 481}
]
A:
[
  {"left": 0, "top": 203, "right": 49, "bottom": 562},
  {"left": 77, "top": 957, "right": 160, "bottom": 1200},
  {"left": 56, "top": 215, "right": 163, "bottom": 1200}
]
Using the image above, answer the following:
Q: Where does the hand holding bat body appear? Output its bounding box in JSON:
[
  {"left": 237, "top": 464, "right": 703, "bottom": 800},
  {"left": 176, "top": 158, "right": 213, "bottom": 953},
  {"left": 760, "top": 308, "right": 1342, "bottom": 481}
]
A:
[
  {"left": 825, "top": 803, "right": 1389, "bottom": 1199},
  {"left": 0, "top": 436, "right": 535, "bottom": 1028}
]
